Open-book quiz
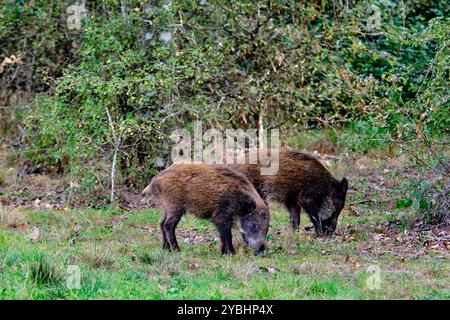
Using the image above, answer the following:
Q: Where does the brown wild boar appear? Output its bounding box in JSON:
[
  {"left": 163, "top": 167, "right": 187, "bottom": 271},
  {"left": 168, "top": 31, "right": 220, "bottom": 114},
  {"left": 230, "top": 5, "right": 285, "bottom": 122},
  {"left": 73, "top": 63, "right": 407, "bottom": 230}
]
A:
[
  {"left": 227, "top": 149, "right": 348, "bottom": 236},
  {"left": 142, "top": 163, "right": 270, "bottom": 256}
]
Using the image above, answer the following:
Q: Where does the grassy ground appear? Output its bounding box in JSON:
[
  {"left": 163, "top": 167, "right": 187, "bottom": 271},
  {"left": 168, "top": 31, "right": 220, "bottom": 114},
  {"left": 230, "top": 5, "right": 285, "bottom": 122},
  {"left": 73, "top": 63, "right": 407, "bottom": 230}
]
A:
[
  {"left": 0, "top": 132, "right": 448, "bottom": 299},
  {"left": 0, "top": 202, "right": 448, "bottom": 299}
]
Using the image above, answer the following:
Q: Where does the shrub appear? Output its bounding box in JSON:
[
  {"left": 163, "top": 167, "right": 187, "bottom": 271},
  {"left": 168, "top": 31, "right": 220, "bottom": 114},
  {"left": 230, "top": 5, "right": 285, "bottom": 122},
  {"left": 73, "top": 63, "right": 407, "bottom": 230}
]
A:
[{"left": 0, "top": 0, "right": 446, "bottom": 202}]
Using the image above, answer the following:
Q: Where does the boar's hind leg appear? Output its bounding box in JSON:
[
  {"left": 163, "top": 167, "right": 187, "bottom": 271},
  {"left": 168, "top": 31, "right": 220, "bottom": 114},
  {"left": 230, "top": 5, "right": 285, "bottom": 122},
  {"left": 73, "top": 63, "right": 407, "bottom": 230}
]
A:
[
  {"left": 216, "top": 225, "right": 235, "bottom": 255},
  {"left": 160, "top": 213, "right": 170, "bottom": 250},
  {"left": 287, "top": 203, "right": 301, "bottom": 231},
  {"left": 163, "top": 209, "right": 184, "bottom": 251}
]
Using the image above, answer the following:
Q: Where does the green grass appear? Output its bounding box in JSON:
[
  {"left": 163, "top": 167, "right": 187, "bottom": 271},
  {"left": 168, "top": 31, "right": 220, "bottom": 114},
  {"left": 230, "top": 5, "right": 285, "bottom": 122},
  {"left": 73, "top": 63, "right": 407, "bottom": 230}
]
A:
[{"left": 0, "top": 205, "right": 448, "bottom": 300}]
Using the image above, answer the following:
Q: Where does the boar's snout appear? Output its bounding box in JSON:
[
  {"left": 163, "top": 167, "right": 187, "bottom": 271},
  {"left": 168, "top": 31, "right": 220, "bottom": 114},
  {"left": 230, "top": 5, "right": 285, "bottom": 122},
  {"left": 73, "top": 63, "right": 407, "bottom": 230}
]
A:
[
  {"left": 322, "top": 227, "right": 334, "bottom": 236},
  {"left": 240, "top": 228, "right": 268, "bottom": 257},
  {"left": 321, "top": 215, "right": 338, "bottom": 236},
  {"left": 254, "top": 241, "right": 267, "bottom": 257}
]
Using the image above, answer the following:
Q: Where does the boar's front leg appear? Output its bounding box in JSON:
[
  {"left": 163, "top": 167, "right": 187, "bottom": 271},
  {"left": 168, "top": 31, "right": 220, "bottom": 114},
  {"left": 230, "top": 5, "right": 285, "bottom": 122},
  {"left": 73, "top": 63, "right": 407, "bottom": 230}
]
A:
[
  {"left": 216, "top": 225, "right": 235, "bottom": 255},
  {"left": 162, "top": 209, "right": 184, "bottom": 251},
  {"left": 310, "top": 215, "right": 324, "bottom": 236},
  {"left": 301, "top": 199, "right": 324, "bottom": 236}
]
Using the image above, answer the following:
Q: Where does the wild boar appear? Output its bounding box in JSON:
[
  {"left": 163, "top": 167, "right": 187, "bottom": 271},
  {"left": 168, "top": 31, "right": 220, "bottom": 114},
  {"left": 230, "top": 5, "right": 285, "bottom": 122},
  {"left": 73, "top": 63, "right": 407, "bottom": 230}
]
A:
[
  {"left": 142, "top": 163, "right": 270, "bottom": 256},
  {"left": 227, "top": 149, "right": 348, "bottom": 236}
]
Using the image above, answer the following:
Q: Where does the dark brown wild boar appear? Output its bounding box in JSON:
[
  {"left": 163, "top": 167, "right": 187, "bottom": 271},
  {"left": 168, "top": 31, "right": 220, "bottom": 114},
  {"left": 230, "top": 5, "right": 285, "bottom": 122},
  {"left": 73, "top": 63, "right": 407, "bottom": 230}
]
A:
[
  {"left": 142, "top": 163, "right": 270, "bottom": 256},
  {"left": 227, "top": 149, "right": 348, "bottom": 236}
]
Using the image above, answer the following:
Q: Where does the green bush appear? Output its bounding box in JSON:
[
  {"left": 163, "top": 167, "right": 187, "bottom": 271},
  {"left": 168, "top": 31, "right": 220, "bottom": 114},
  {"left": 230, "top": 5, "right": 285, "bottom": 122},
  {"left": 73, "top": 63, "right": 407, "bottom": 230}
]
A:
[{"left": 0, "top": 0, "right": 447, "bottom": 201}]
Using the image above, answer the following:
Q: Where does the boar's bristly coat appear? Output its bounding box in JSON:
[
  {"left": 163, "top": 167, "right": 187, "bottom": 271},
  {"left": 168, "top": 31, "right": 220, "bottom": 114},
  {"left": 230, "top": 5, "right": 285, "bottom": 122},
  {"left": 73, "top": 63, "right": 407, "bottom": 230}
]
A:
[
  {"left": 142, "top": 163, "right": 270, "bottom": 256},
  {"left": 227, "top": 149, "right": 348, "bottom": 236}
]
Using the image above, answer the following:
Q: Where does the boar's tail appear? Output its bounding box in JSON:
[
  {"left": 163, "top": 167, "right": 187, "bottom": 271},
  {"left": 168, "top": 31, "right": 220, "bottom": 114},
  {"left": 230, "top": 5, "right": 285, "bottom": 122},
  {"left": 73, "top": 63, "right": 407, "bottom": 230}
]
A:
[
  {"left": 142, "top": 176, "right": 160, "bottom": 195},
  {"left": 142, "top": 177, "right": 161, "bottom": 207}
]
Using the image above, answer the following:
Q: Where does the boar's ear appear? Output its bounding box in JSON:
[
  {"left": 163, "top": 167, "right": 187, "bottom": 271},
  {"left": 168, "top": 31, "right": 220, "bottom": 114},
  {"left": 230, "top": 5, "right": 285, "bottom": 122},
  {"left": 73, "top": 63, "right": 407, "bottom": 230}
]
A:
[{"left": 340, "top": 178, "right": 348, "bottom": 196}]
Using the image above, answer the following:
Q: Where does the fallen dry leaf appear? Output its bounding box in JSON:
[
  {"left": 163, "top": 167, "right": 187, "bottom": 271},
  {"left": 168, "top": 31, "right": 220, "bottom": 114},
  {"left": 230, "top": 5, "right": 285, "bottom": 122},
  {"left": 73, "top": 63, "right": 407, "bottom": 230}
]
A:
[
  {"left": 351, "top": 258, "right": 360, "bottom": 268},
  {"left": 18, "top": 223, "right": 29, "bottom": 230},
  {"left": 342, "top": 235, "right": 356, "bottom": 242},
  {"left": 188, "top": 263, "right": 200, "bottom": 270},
  {"left": 260, "top": 265, "right": 277, "bottom": 274},
  {"left": 267, "top": 265, "right": 277, "bottom": 274},
  {"left": 7, "top": 223, "right": 28, "bottom": 230}
]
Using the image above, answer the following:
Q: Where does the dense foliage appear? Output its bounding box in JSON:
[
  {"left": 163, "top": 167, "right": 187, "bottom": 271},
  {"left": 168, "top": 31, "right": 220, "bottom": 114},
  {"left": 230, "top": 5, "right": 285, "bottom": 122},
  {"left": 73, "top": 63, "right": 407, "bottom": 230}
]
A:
[{"left": 0, "top": 0, "right": 448, "bottom": 199}]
